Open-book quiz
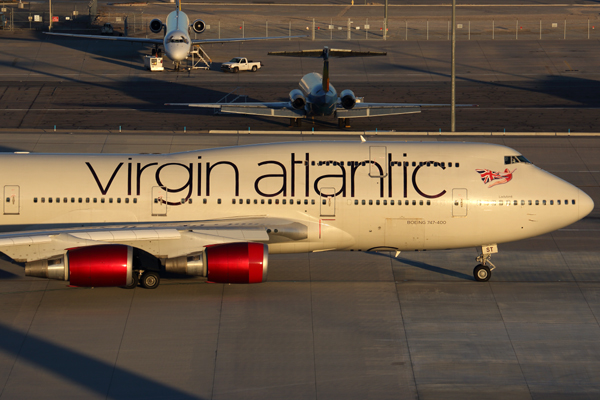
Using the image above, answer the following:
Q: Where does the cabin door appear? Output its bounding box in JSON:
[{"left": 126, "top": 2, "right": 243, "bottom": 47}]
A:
[
  {"left": 152, "top": 186, "right": 167, "bottom": 216},
  {"left": 452, "top": 188, "right": 468, "bottom": 217},
  {"left": 320, "top": 187, "right": 336, "bottom": 217},
  {"left": 3, "top": 185, "right": 19, "bottom": 215}
]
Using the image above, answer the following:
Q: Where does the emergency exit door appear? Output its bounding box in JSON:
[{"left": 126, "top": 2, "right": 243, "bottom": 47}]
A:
[
  {"left": 4, "top": 185, "right": 20, "bottom": 215},
  {"left": 152, "top": 186, "right": 167, "bottom": 216}
]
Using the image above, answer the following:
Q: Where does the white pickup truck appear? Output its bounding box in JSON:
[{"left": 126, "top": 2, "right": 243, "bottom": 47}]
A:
[{"left": 221, "top": 57, "right": 262, "bottom": 73}]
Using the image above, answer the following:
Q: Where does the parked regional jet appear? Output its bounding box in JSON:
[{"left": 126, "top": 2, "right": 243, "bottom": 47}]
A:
[
  {"left": 167, "top": 46, "right": 473, "bottom": 127},
  {"left": 0, "top": 141, "right": 593, "bottom": 289},
  {"left": 44, "top": 0, "right": 301, "bottom": 70}
]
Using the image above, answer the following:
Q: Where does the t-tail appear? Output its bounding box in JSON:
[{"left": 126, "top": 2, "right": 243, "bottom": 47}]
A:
[{"left": 268, "top": 46, "right": 386, "bottom": 93}]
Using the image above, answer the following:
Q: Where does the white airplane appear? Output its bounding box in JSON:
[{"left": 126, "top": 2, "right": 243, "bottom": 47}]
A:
[
  {"left": 167, "top": 46, "right": 474, "bottom": 127},
  {"left": 44, "top": 0, "right": 301, "bottom": 70},
  {"left": 0, "top": 141, "right": 593, "bottom": 289}
]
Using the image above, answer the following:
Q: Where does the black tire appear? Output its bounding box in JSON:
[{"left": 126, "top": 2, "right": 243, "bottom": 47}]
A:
[
  {"left": 122, "top": 271, "right": 139, "bottom": 289},
  {"left": 473, "top": 264, "right": 491, "bottom": 282},
  {"left": 233, "top": 67, "right": 239, "bottom": 73},
  {"left": 140, "top": 272, "right": 160, "bottom": 289},
  {"left": 157, "top": 49, "right": 162, "bottom": 57},
  {"left": 251, "top": 65, "right": 257, "bottom": 72},
  {"left": 151, "top": 48, "right": 156, "bottom": 56}
]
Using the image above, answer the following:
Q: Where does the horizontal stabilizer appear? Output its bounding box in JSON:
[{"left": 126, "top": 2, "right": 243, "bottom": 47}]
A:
[
  {"left": 193, "top": 35, "right": 305, "bottom": 44},
  {"left": 268, "top": 48, "right": 386, "bottom": 58},
  {"left": 220, "top": 105, "right": 304, "bottom": 118},
  {"left": 44, "top": 32, "right": 163, "bottom": 44}
]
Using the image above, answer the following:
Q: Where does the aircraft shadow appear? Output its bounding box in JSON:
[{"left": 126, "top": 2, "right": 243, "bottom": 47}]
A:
[
  {"left": 0, "top": 321, "right": 205, "bottom": 399},
  {"left": 367, "top": 251, "right": 473, "bottom": 281}
]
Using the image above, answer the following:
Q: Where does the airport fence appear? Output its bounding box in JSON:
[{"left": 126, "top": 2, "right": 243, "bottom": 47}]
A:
[{"left": 1, "top": 5, "right": 599, "bottom": 41}]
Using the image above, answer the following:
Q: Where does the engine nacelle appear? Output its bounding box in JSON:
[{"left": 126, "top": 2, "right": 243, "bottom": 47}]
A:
[
  {"left": 289, "top": 89, "right": 306, "bottom": 110},
  {"left": 25, "top": 245, "right": 134, "bottom": 287},
  {"left": 340, "top": 89, "right": 357, "bottom": 110},
  {"left": 149, "top": 18, "right": 164, "bottom": 34},
  {"left": 164, "top": 242, "right": 268, "bottom": 283},
  {"left": 191, "top": 19, "right": 206, "bottom": 34}
]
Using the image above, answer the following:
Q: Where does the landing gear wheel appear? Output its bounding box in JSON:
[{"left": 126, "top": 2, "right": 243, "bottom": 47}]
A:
[
  {"left": 140, "top": 272, "right": 160, "bottom": 289},
  {"left": 122, "top": 271, "right": 139, "bottom": 289},
  {"left": 157, "top": 49, "right": 162, "bottom": 57},
  {"left": 251, "top": 65, "right": 257, "bottom": 72},
  {"left": 151, "top": 48, "right": 157, "bottom": 56},
  {"left": 473, "top": 264, "right": 491, "bottom": 282}
]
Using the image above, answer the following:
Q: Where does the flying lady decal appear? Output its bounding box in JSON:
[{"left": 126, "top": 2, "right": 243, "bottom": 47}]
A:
[{"left": 476, "top": 168, "right": 516, "bottom": 188}]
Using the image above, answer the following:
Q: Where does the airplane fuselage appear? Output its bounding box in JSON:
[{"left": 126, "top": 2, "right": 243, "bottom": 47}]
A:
[
  {"left": 163, "top": 9, "right": 192, "bottom": 62},
  {"left": 299, "top": 73, "right": 338, "bottom": 117},
  {"left": 0, "top": 142, "right": 592, "bottom": 259}
]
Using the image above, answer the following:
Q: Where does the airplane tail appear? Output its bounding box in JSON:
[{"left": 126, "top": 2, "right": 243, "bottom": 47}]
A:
[{"left": 268, "top": 47, "right": 386, "bottom": 92}]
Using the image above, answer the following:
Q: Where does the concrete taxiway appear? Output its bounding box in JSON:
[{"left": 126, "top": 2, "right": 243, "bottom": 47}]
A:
[
  {"left": 1, "top": 10, "right": 600, "bottom": 398},
  {"left": 0, "top": 132, "right": 599, "bottom": 400},
  {"left": 1, "top": 33, "right": 600, "bottom": 132}
]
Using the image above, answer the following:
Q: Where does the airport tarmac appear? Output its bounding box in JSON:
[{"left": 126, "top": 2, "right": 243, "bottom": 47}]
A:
[
  {"left": 2, "top": 17, "right": 600, "bottom": 399},
  {"left": 0, "top": 132, "right": 599, "bottom": 400},
  {"left": 1, "top": 33, "right": 600, "bottom": 132}
]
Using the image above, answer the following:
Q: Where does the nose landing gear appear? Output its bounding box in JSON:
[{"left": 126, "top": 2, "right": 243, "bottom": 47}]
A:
[{"left": 474, "top": 245, "right": 498, "bottom": 282}]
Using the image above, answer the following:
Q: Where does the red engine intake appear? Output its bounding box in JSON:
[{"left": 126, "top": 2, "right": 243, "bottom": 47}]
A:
[
  {"left": 206, "top": 242, "right": 268, "bottom": 284},
  {"left": 68, "top": 245, "right": 134, "bottom": 287}
]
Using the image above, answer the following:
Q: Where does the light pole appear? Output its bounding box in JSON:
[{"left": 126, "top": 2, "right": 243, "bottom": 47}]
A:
[
  {"left": 48, "top": 0, "right": 52, "bottom": 31},
  {"left": 451, "top": 0, "right": 456, "bottom": 132}
]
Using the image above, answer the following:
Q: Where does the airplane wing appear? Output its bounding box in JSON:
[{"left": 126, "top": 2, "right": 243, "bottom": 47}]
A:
[
  {"left": 192, "top": 35, "right": 305, "bottom": 44},
  {"left": 166, "top": 102, "right": 305, "bottom": 118},
  {"left": 44, "top": 32, "right": 164, "bottom": 44},
  {"left": 0, "top": 217, "right": 306, "bottom": 263},
  {"left": 336, "top": 103, "right": 477, "bottom": 118}
]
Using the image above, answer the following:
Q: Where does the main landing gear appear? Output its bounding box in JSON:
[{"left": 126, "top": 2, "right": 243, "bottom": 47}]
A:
[
  {"left": 151, "top": 46, "right": 162, "bottom": 57},
  {"left": 122, "top": 270, "right": 161, "bottom": 289},
  {"left": 290, "top": 118, "right": 301, "bottom": 127},
  {"left": 338, "top": 118, "right": 351, "bottom": 129},
  {"left": 473, "top": 245, "right": 498, "bottom": 282}
]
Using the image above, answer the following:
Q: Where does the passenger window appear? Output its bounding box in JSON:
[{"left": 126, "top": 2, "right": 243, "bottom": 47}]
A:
[
  {"left": 369, "top": 200, "right": 373, "bottom": 205},
  {"left": 376, "top": 200, "right": 380, "bottom": 205},
  {"left": 217, "top": 199, "right": 221, "bottom": 204},
  {"left": 550, "top": 200, "right": 554, "bottom": 205},
  {"left": 133, "top": 198, "right": 137, "bottom": 204},
  {"left": 268, "top": 199, "right": 272, "bottom": 205},
  {"left": 188, "top": 199, "right": 192, "bottom": 204},
  {"left": 362, "top": 200, "right": 365, "bottom": 205},
  {"left": 254, "top": 199, "right": 258, "bottom": 204},
  {"left": 33, "top": 197, "right": 38, "bottom": 203},
  {"left": 311, "top": 199, "right": 315, "bottom": 205},
  {"left": 275, "top": 199, "right": 279, "bottom": 204},
  {"left": 521, "top": 200, "right": 525, "bottom": 206},
  {"left": 247, "top": 199, "right": 251, "bottom": 204},
  {"left": 55, "top": 198, "right": 59, "bottom": 203},
  {"left": 572, "top": 199, "right": 576, "bottom": 205},
  {"left": 63, "top": 197, "right": 67, "bottom": 203},
  {"left": 49, "top": 198, "right": 53, "bottom": 203},
  {"left": 391, "top": 200, "right": 395, "bottom": 205},
  {"left": 303, "top": 199, "right": 307, "bottom": 205},
  {"left": 109, "top": 198, "right": 113, "bottom": 203},
  {"left": 499, "top": 201, "right": 503, "bottom": 206},
  {"left": 383, "top": 200, "right": 387, "bottom": 205},
  {"left": 542, "top": 200, "right": 546, "bottom": 205},
  {"left": 419, "top": 200, "right": 423, "bottom": 206},
  {"left": 71, "top": 198, "right": 75, "bottom": 203},
  {"left": 125, "top": 198, "right": 129, "bottom": 204},
  {"left": 535, "top": 200, "right": 539, "bottom": 205},
  {"left": 557, "top": 200, "right": 561, "bottom": 205},
  {"left": 322, "top": 199, "right": 326, "bottom": 205},
  {"left": 117, "top": 198, "right": 121, "bottom": 203},
  {"left": 101, "top": 198, "right": 105, "bottom": 204},
  {"left": 78, "top": 198, "right": 82, "bottom": 203},
  {"left": 203, "top": 199, "right": 207, "bottom": 204},
  {"left": 427, "top": 200, "right": 431, "bottom": 205},
  {"left": 42, "top": 198, "right": 45, "bottom": 203},
  {"left": 455, "top": 163, "right": 460, "bottom": 168},
  {"left": 514, "top": 200, "right": 517, "bottom": 206},
  {"left": 405, "top": 200, "right": 409, "bottom": 205},
  {"left": 528, "top": 200, "right": 532, "bottom": 205},
  {"left": 412, "top": 200, "right": 416, "bottom": 206},
  {"left": 354, "top": 200, "right": 358, "bottom": 205}
]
